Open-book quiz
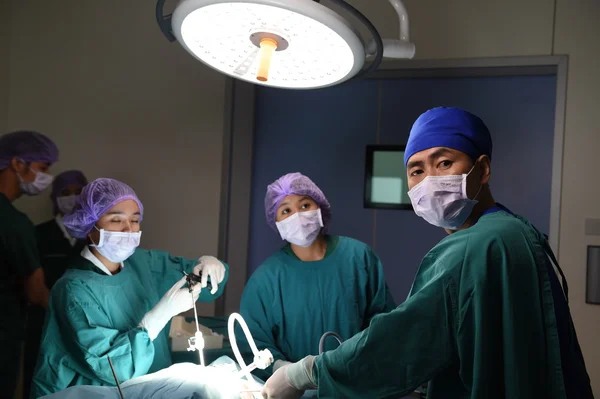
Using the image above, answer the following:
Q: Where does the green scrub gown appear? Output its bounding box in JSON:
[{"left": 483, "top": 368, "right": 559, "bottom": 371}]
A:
[
  {"left": 23, "top": 218, "right": 85, "bottom": 399},
  {"left": 31, "top": 248, "right": 229, "bottom": 398},
  {"left": 0, "top": 193, "right": 43, "bottom": 398},
  {"left": 313, "top": 211, "right": 592, "bottom": 399},
  {"left": 240, "top": 235, "right": 396, "bottom": 379}
]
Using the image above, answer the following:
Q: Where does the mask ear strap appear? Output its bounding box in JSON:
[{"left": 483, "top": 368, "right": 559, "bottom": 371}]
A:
[
  {"left": 471, "top": 183, "right": 483, "bottom": 201},
  {"left": 467, "top": 160, "right": 484, "bottom": 201},
  {"left": 90, "top": 226, "right": 104, "bottom": 247}
]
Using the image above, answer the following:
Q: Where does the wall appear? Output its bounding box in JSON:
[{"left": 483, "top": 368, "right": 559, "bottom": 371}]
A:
[
  {"left": 249, "top": 75, "right": 557, "bottom": 304},
  {"left": 554, "top": 0, "right": 600, "bottom": 392},
  {"left": 0, "top": 0, "right": 9, "bottom": 132},
  {"left": 6, "top": 0, "right": 227, "bottom": 316},
  {"left": 329, "top": 0, "right": 555, "bottom": 58}
]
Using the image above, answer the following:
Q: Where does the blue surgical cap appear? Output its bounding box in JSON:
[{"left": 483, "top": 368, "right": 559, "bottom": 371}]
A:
[
  {"left": 0, "top": 130, "right": 59, "bottom": 169},
  {"left": 404, "top": 107, "right": 492, "bottom": 166}
]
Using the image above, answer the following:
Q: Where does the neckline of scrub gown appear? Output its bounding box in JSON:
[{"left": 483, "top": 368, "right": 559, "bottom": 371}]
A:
[
  {"left": 274, "top": 236, "right": 346, "bottom": 270},
  {"left": 63, "top": 256, "right": 157, "bottom": 318}
]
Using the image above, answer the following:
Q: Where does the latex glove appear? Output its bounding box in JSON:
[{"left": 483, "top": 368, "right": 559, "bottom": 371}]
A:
[
  {"left": 139, "top": 276, "right": 200, "bottom": 340},
  {"left": 261, "top": 356, "right": 317, "bottom": 399},
  {"left": 193, "top": 255, "right": 226, "bottom": 295},
  {"left": 272, "top": 360, "right": 292, "bottom": 373}
]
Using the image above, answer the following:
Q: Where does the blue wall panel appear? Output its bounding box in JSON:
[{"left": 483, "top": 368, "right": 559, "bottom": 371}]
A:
[
  {"left": 249, "top": 74, "right": 557, "bottom": 304},
  {"left": 248, "top": 79, "right": 380, "bottom": 275},
  {"left": 376, "top": 75, "right": 557, "bottom": 302}
]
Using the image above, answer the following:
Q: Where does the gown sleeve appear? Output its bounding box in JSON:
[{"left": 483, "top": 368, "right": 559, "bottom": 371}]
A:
[
  {"left": 363, "top": 246, "right": 397, "bottom": 325},
  {"left": 239, "top": 267, "right": 286, "bottom": 376},
  {"left": 55, "top": 282, "right": 156, "bottom": 384},
  {"left": 314, "top": 265, "right": 458, "bottom": 398}
]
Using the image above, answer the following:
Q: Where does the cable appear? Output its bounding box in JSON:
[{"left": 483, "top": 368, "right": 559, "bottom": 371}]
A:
[
  {"left": 327, "top": 0, "right": 384, "bottom": 79},
  {"left": 319, "top": 331, "right": 344, "bottom": 354},
  {"left": 228, "top": 313, "right": 261, "bottom": 383}
]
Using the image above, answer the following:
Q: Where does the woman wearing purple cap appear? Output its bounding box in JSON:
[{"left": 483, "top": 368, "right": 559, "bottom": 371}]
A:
[
  {"left": 240, "top": 172, "right": 395, "bottom": 381},
  {"left": 31, "top": 178, "right": 230, "bottom": 397}
]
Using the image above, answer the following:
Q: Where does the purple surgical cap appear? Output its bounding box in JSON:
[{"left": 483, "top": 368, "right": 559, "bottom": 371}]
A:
[
  {"left": 63, "top": 178, "right": 144, "bottom": 239},
  {"left": 265, "top": 172, "right": 331, "bottom": 231},
  {"left": 51, "top": 170, "right": 89, "bottom": 215},
  {"left": 0, "top": 130, "right": 59, "bottom": 169},
  {"left": 404, "top": 107, "right": 492, "bottom": 166}
]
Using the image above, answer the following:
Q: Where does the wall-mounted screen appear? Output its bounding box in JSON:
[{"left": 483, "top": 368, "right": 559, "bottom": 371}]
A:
[{"left": 364, "top": 145, "right": 412, "bottom": 210}]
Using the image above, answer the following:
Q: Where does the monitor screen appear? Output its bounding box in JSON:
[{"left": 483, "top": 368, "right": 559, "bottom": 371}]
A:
[{"left": 364, "top": 145, "right": 412, "bottom": 210}]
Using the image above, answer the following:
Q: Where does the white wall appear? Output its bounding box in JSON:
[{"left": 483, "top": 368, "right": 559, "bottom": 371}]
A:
[
  {"left": 333, "top": 0, "right": 555, "bottom": 58},
  {"left": 6, "top": 0, "right": 227, "bottom": 316}
]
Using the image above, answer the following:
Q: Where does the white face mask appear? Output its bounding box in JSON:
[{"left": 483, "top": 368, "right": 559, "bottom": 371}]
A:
[
  {"left": 91, "top": 228, "right": 142, "bottom": 263},
  {"left": 56, "top": 195, "right": 78, "bottom": 215},
  {"left": 276, "top": 208, "right": 324, "bottom": 247},
  {"left": 408, "top": 164, "right": 481, "bottom": 230},
  {"left": 19, "top": 169, "right": 54, "bottom": 196}
]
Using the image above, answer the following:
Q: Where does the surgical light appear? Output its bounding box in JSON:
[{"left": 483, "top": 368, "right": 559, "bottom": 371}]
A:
[{"left": 156, "top": 0, "right": 415, "bottom": 89}]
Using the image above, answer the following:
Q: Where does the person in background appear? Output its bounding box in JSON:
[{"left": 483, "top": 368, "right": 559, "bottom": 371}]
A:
[
  {"left": 261, "top": 108, "right": 594, "bottom": 399},
  {"left": 32, "top": 178, "right": 230, "bottom": 397},
  {"left": 0, "top": 130, "right": 58, "bottom": 399},
  {"left": 22, "top": 170, "right": 89, "bottom": 399},
  {"left": 240, "top": 172, "right": 396, "bottom": 380}
]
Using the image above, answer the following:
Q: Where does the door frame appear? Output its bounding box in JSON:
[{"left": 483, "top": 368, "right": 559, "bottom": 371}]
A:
[{"left": 215, "top": 55, "right": 569, "bottom": 315}]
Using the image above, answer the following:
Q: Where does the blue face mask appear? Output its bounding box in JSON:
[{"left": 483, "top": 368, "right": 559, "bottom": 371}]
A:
[
  {"left": 408, "top": 164, "right": 482, "bottom": 230},
  {"left": 90, "top": 228, "right": 142, "bottom": 263}
]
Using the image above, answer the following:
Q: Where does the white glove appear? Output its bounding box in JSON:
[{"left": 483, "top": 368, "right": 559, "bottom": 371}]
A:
[
  {"left": 193, "top": 255, "right": 226, "bottom": 295},
  {"left": 139, "top": 276, "right": 200, "bottom": 340},
  {"left": 261, "top": 356, "right": 317, "bottom": 399}
]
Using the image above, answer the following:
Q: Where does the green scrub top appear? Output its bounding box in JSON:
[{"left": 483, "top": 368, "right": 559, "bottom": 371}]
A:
[
  {"left": 240, "top": 235, "right": 396, "bottom": 379},
  {"left": 31, "top": 248, "right": 229, "bottom": 398},
  {"left": 313, "top": 211, "right": 592, "bottom": 399},
  {"left": 0, "top": 193, "right": 42, "bottom": 333},
  {"left": 0, "top": 193, "right": 43, "bottom": 397}
]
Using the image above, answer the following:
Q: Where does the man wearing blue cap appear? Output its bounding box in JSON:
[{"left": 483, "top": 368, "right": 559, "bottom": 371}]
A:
[
  {"left": 262, "top": 108, "right": 593, "bottom": 399},
  {"left": 0, "top": 130, "right": 59, "bottom": 398}
]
